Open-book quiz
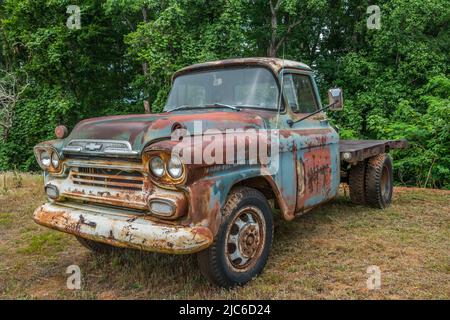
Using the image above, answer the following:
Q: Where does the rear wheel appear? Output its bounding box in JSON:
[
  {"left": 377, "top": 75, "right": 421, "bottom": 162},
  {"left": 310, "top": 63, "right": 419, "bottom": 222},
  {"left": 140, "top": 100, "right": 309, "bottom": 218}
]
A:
[
  {"left": 76, "top": 236, "right": 116, "bottom": 253},
  {"left": 349, "top": 160, "right": 367, "bottom": 205},
  {"left": 364, "top": 154, "right": 393, "bottom": 209},
  {"left": 197, "top": 187, "right": 273, "bottom": 288}
]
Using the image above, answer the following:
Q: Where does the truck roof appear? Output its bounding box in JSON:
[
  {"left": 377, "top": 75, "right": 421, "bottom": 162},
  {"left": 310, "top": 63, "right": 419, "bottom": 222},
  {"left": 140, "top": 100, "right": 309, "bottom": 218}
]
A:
[{"left": 173, "top": 57, "right": 313, "bottom": 79}]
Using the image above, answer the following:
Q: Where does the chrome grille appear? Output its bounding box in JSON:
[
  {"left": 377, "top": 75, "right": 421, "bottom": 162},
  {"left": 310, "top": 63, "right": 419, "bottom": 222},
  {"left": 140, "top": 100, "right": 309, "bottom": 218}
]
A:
[
  {"left": 63, "top": 139, "right": 138, "bottom": 156},
  {"left": 70, "top": 167, "right": 144, "bottom": 191}
]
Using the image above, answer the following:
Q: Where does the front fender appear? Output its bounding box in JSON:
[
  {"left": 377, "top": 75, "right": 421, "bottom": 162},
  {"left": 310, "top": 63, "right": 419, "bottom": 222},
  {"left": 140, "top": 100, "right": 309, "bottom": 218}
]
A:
[
  {"left": 187, "top": 164, "right": 293, "bottom": 236},
  {"left": 187, "top": 166, "right": 258, "bottom": 236}
]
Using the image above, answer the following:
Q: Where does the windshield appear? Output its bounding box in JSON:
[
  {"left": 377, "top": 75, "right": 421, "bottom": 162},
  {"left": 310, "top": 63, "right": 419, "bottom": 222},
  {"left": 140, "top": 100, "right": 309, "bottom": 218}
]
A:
[{"left": 164, "top": 67, "right": 279, "bottom": 111}]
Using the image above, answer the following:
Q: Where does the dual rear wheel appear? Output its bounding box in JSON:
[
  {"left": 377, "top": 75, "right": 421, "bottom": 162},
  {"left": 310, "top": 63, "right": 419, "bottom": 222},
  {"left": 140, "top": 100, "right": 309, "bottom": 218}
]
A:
[{"left": 349, "top": 153, "right": 393, "bottom": 208}]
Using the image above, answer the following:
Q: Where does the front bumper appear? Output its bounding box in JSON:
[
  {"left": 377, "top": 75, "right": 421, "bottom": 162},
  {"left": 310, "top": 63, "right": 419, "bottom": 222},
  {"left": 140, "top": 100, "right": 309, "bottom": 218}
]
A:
[{"left": 33, "top": 202, "right": 213, "bottom": 254}]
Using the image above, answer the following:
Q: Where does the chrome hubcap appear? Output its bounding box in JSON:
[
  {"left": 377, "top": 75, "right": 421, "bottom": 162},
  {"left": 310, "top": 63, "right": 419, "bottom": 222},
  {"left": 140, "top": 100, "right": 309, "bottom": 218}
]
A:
[{"left": 226, "top": 208, "right": 264, "bottom": 270}]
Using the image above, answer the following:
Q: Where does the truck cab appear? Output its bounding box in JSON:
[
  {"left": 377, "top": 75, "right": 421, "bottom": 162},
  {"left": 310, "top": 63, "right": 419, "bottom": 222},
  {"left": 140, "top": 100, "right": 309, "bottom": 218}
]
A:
[{"left": 33, "top": 58, "right": 407, "bottom": 287}]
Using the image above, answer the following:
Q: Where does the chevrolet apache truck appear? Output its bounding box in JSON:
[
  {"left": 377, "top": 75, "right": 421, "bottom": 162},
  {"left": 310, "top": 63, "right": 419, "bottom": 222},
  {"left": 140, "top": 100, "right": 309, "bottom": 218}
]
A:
[{"left": 33, "top": 58, "right": 407, "bottom": 287}]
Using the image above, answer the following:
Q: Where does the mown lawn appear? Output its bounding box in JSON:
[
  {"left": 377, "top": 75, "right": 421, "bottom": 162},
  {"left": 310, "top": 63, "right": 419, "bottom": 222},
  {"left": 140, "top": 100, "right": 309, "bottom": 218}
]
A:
[{"left": 0, "top": 173, "right": 449, "bottom": 300}]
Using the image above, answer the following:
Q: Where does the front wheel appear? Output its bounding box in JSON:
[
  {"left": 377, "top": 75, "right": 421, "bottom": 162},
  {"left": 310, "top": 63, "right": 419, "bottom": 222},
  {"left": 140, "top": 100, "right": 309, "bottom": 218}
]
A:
[{"left": 197, "top": 187, "right": 273, "bottom": 288}]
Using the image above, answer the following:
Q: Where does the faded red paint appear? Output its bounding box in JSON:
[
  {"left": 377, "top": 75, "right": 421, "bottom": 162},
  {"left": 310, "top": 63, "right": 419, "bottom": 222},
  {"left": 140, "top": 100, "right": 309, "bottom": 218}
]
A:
[{"left": 296, "top": 147, "right": 332, "bottom": 211}]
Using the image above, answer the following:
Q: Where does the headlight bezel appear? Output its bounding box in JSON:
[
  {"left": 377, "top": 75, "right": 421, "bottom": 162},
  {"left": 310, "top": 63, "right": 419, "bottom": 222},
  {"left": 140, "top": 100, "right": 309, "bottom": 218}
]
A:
[
  {"left": 34, "top": 146, "right": 63, "bottom": 173},
  {"left": 145, "top": 151, "right": 186, "bottom": 185}
]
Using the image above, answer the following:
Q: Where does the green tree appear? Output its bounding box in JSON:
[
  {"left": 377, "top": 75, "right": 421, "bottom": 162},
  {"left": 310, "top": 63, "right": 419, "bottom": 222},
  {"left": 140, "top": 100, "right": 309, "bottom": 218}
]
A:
[{"left": 0, "top": 0, "right": 448, "bottom": 188}]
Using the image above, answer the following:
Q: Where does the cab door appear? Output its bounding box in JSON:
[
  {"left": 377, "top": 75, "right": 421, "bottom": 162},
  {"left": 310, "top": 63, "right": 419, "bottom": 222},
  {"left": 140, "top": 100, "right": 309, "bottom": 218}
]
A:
[{"left": 282, "top": 71, "right": 340, "bottom": 213}]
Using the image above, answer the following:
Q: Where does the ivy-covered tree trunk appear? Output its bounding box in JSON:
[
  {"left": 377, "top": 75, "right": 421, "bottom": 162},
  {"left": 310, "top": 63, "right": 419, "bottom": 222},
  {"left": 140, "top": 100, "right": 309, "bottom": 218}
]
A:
[
  {"left": 0, "top": 71, "right": 28, "bottom": 142},
  {"left": 141, "top": 6, "right": 151, "bottom": 114}
]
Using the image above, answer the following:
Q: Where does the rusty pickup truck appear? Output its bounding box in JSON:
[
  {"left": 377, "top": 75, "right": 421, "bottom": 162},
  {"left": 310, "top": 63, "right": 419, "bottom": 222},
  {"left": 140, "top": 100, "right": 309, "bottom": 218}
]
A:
[{"left": 33, "top": 58, "right": 407, "bottom": 287}]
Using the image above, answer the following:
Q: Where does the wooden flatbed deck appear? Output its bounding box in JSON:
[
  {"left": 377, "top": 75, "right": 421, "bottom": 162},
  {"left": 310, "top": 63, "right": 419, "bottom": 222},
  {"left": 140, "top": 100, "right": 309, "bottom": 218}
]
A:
[{"left": 339, "top": 139, "right": 408, "bottom": 163}]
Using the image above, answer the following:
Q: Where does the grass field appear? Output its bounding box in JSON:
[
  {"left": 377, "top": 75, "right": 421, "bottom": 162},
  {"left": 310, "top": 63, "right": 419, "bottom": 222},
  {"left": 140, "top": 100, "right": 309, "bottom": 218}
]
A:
[{"left": 0, "top": 173, "right": 449, "bottom": 300}]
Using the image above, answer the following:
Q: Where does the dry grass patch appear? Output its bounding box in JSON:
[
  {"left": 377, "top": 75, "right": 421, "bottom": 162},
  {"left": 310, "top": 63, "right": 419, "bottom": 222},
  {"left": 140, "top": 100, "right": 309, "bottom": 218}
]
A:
[{"left": 0, "top": 173, "right": 449, "bottom": 299}]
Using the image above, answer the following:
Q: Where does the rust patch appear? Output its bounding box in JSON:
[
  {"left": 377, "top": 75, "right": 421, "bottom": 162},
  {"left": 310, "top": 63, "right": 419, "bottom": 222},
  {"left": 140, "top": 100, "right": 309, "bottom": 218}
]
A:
[
  {"left": 297, "top": 147, "right": 332, "bottom": 210},
  {"left": 33, "top": 203, "right": 213, "bottom": 254}
]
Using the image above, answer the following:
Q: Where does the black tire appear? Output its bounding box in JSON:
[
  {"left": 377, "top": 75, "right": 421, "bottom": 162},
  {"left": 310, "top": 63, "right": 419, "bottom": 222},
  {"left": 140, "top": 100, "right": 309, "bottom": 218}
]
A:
[
  {"left": 197, "top": 187, "right": 273, "bottom": 288},
  {"left": 364, "top": 154, "right": 393, "bottom": 209},
  {"left": 76, "top": 236, "right": 116, "bottom": 253},
  {"left": 349, "top": 160, "right": 367, "bottom": 205}
]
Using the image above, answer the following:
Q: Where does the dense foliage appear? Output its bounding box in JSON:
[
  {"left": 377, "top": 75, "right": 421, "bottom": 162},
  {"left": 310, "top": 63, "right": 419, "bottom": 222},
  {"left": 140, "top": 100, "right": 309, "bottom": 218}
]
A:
[{"left": 0, "top": 0, "right": 448, "bottom": 188}]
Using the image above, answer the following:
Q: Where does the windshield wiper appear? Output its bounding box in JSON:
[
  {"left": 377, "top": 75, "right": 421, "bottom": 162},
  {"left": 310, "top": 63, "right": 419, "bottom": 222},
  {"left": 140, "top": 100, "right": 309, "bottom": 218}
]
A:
[
  {"left": 167, "top": 105, "right": 204, "bottom": 112},
  {"left": 204, "top": 103, "right": 241, "bottom": 111},
  {"left": 168, "top": 103, "right": 241, "bottom": 112}
]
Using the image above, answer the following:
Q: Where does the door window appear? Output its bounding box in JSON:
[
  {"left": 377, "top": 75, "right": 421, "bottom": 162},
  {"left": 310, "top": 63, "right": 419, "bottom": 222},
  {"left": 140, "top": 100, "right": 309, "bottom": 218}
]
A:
[{"left": 283, "top": 74, "right": 318, "bottom": 113}]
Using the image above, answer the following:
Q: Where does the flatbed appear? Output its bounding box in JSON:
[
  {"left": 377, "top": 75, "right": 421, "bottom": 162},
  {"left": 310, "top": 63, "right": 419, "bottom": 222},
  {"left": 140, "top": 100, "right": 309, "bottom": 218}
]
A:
[{"left": 340, "top": 139, "right": 408, "bottom": 163}]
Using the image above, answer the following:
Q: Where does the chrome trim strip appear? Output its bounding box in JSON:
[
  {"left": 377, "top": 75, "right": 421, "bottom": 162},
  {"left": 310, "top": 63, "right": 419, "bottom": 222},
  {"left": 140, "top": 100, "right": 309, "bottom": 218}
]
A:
[
  {"left": 64, "top": 159, "right": 145, "bottom": 171},
  {"left": 104, "top": 148, "right": 139, "bottom": 155},
  {"left": 62, "top": 139, "right": 139, "bottom": 156},
  {"left": 62, "top": 146, "right": 83, "bottom": 152}
]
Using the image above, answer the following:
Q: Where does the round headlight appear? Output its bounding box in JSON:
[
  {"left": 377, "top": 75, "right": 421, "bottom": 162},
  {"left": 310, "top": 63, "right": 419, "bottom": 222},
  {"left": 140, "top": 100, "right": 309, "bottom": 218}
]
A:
[
  {"left": 51, "top": 152, "right": 60, "bottom": 168},
  {"left": 168, "top": 156, "right": 183, "bottom": 179},
  {"left": 40, "top": 150, "right": 51, "bottom": 167},
  {"left": 150, "top": 156, "right": 165, "bottom": 177}
]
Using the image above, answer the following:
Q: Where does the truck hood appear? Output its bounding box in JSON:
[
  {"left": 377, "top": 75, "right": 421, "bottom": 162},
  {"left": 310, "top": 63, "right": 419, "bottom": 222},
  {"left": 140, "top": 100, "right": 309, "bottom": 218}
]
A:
[{"left": 65, "top": 110, "right": 270, "bottom": 153}]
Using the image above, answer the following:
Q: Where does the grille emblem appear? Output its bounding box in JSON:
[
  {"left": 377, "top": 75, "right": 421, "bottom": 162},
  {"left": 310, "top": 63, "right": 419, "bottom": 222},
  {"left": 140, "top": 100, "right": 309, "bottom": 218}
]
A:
[{"left": 84, "top": 142, "right": 103, "bottom": 151}]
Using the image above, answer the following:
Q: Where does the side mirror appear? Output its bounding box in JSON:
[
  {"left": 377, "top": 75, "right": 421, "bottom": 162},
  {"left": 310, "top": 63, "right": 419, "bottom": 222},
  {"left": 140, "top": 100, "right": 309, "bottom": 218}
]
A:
[{"left": 328, "top": 88, "right": 344, "bottom": 111}]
